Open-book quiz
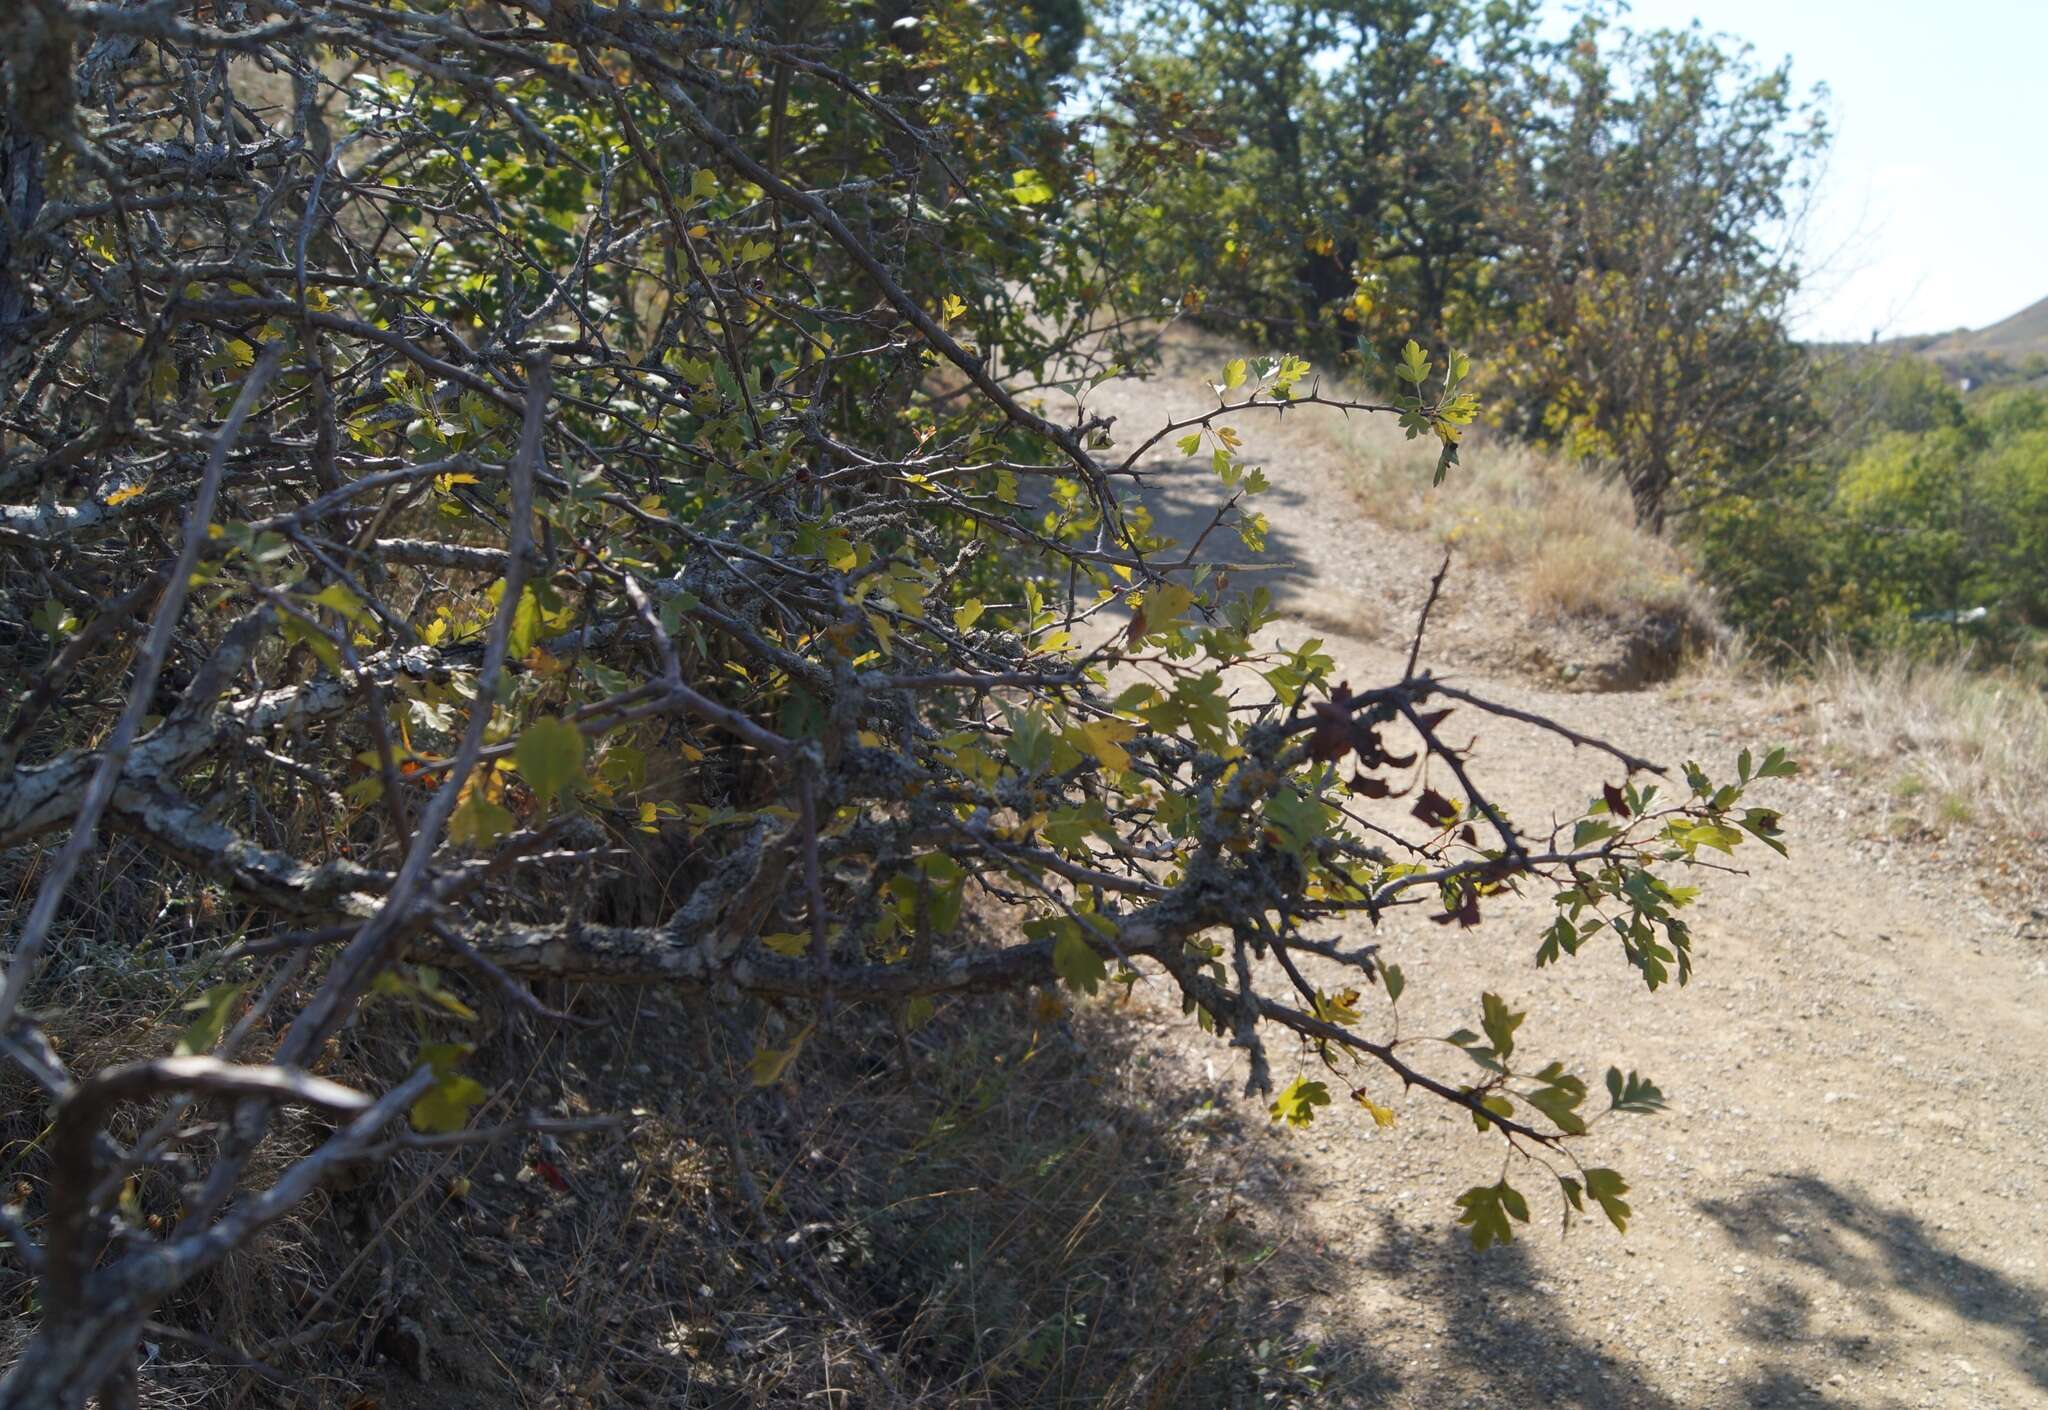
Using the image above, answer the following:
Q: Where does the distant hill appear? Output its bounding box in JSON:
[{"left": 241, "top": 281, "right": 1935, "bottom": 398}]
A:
[{"left": 1893, "top": 295, "right": 2048, "bottom": 384}]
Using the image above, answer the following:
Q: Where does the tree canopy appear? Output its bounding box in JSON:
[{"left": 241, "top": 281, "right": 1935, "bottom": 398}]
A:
[{"left": 1099, "top": 0, "right": 1829, "bottom": 526}]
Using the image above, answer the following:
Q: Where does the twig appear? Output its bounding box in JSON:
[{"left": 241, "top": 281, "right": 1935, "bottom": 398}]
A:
[
  {"left": 0, "top": 343, "right": 285, "bottom": 1039},
  {"left": 1405, "top": 547, "right": 1453, "bottom": 680}
]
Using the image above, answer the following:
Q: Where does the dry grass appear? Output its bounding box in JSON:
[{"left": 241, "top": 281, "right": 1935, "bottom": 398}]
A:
[
  {"left": 1337, "top": 403, "right": 2046, "bottom": 845},
  {"left": 1787, "top": 645, "right": 2048, "bottom": 842},
  {"left": 1342, "top": 417, "right": 1712, "bottom": 629},
  {"left": 0, "top": 876, "right": 1325, "bottom": 1409}
]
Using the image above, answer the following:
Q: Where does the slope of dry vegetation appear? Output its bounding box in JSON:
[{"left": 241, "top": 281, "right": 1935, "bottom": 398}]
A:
[{"left": 1343, "top": 418, "right": 1710, "bottom": 634}]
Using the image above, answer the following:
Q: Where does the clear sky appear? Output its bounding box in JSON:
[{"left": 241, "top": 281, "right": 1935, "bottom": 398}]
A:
[{"left": 1551, "top": 0, "right": 2048, "bottom": 342}]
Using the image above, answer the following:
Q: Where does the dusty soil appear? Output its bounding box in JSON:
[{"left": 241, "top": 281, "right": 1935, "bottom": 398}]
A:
[{"left": 1077, "top": 335, "right": 2048, "bottom": 1409}]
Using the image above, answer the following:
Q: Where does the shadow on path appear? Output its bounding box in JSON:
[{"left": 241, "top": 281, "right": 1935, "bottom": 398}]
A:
[{"left": 1699, "top": 1174, "right": 2048, "bottom": 1394}]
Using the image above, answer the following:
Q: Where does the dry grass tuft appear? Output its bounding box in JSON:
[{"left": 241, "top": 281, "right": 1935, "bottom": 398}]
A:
[
  {"left": 1343, "top": 418, "right": 1712, "bottom": 630},
  {"left": 1789, "top": 645, "right": 2048, "bottom": 842}
]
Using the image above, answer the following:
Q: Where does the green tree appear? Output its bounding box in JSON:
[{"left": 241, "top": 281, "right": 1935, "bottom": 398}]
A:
[
  {"left": 1104, "top": 5, "right": 1830, "bottom": 528},
  {"left": 1697, "top": 370, "right": 2048, "bottom": 654},
  {"left": 1491, "top": 21, "right": 1829, "bottom": 527},
  {"left": 1100, "top": 0, "right": 1552, "bottom": 348}
]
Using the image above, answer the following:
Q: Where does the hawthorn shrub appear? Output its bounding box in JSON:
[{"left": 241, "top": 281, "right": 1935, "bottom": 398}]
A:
[{"left": 0, "top": 2, "right": 1793, "bottom": 1403}]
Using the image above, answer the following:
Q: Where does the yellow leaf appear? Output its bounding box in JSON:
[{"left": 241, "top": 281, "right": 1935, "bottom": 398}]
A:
[
  {"left": 106, "top": 483, "right": 148, "bottom": 507},
  {"left": 866, "top": 612, "right": 894, "bottom": 655},
  {"left": 1311, "top": 987, "right": 1363, "bottom": 1026},
  {"left": 1069, "top": 718, "right": 1138, "bottom": 772},
  {"left": 1138, "top": 584, "right": 1194, "bottom": 628},
  {"left": 1354, "top": 1092, "right": 1397, "bottom": 1128}
]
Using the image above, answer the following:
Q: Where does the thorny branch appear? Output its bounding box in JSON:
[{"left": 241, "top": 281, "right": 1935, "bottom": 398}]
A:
[{"left": 0, "top": 3, "right": 1792, "bottom": 1402}]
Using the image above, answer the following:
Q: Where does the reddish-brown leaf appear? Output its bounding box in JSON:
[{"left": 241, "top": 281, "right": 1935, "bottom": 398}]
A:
[{"left": 1602, "top": 781, "right": 1631, "bottom": 818}]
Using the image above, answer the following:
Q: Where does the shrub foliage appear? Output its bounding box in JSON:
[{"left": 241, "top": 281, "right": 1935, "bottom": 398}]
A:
[{"left": 0, "top": 2, "right": 1793, "bottom": 1402}]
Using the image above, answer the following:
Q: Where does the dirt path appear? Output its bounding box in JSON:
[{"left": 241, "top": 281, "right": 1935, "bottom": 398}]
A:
[{"left": 1081, "top": 337, "right": 2048, "bottom": 1409}]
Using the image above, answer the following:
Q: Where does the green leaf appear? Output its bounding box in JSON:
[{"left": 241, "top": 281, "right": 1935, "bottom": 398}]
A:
[
  {"left": 31, "top": 598, "right": 80, "bottom": 640},
  {"left": 1381, "top": 962, "right": 1405, "bottom": 1005},
  {"left": 1223, "top": 357, "right": 1247, "bottom": 390},
  {"left": 1009, "top": 169, "right": 1055, "bottom": 205},
  {"left": 174, "top": 982, "right": 246, "bottom": 1056},
  {"left": 1006, "top": 708, "right": 1055, "bottom": 777},
  {"left": 1584, "top": 1167, "right": 1632, "bottom": 1232},
  {"left": 1470, "top": 1092, "right": 1514, "bottom": 1131},
  {"left": 1523, "top": 1076, "right": 1588, "bottom": 1134},
  {"left": 1536, "top": 915, "right": 1582, "bottom": 967},
  {"left": 1480, "top": 992, "right": 1524, "bottom": 1061},
  {"left": 1737, "top": 808, "right": 1788, "bottom": 857},
  {"left": 1573, "top": 817, "right": 1620, "bottom": 848},
  {"left": 1676, "top": 821, "right": 1744, "bottom": 855},
  {"left": 507, "top": 583, "right": 541, "bottom": 659},
  {"left": 312, "top": 582, "right": 373, "bottom": 626},
  {"left": 280, "top": 613, "right": 342, "bottom": 675},
  {"left": 1454, "top": 1180, "right": 1529, "bottom": 1250},
  {"left": 1268, "top": 1075, "right": 1332, "bottom": 1127},
  {"left": 1263, "top": 782, "right": 1328, "bottom": 857},
  {"left": 1052, "top": 923, "right": 1107, "bottom": 995},
  {"left": 449, "top": 786, "right": 514, "bottom": 849},
  {"left": 1271, "top": 352, "right": 1312, "bottom": 396},
  {"left": 748, "top": 1024, "right": 812, "bottom": 1086},
  {"left": 413, "top": 964, "right": 478, "bottom": 1021},
  {"left": 1604, "top": 1067, "right": 1668, "bottom": 1114},
  {"left": 516, "top": 716, "right": 585, "bottom": 810},
  {"left": 1755, "top": 746, "right": 1799, "bottom": 778}
]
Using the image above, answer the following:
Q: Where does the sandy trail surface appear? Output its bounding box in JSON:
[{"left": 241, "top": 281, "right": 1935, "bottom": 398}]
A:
[{"left": 1074, "top": 336, "right": 2048, "bottom": 1409}]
